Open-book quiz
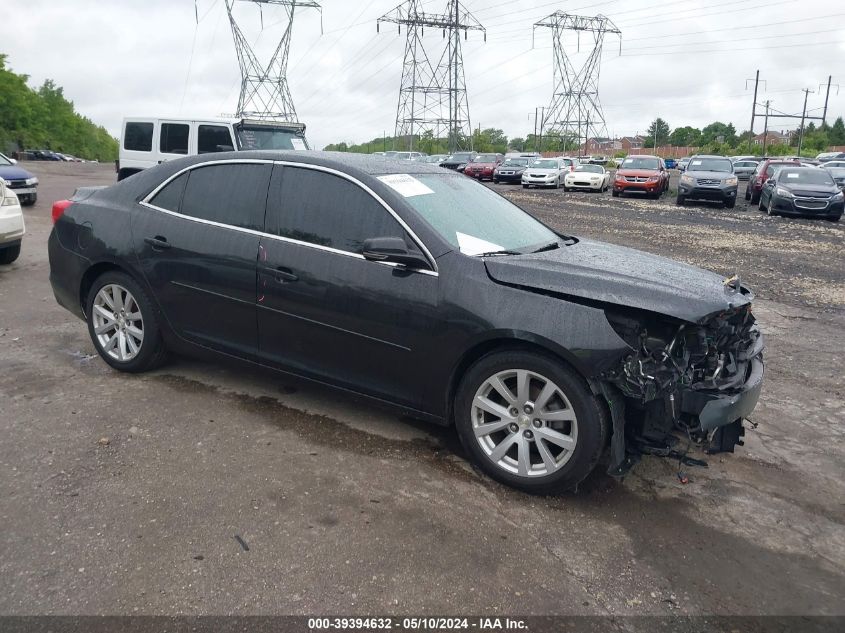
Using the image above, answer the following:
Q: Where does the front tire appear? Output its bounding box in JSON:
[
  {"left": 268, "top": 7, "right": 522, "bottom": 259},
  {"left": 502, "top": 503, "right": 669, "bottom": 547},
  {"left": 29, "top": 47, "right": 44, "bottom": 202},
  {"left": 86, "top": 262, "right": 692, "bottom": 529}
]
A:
[
  {"left": 86, "top": 271, "right": 167, "bottom": 373},
  {"left": 22, "top": 193, "right": 37, "bottom": 207},
  {"left": 676, "top": 195, "right": 685, "bottom": 206},
  {"left": 611, "top": 190, "right": 619, "bottom": 197},
  {"left": 455, "top": 351, "right": 608, "bottom": 494},
  {"left": 522, "top": 184, "right": 529, "bottom": 189}
]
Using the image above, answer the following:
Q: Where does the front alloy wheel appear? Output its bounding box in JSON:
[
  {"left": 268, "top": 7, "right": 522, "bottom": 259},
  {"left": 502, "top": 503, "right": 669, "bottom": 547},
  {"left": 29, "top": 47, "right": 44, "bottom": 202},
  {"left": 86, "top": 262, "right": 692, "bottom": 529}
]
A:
[
  {"left": 471, "top": 369, "right": 578, "bottom": 477},
  {"left": 455, "top": 351, "right": 607, "bottom": 494}
]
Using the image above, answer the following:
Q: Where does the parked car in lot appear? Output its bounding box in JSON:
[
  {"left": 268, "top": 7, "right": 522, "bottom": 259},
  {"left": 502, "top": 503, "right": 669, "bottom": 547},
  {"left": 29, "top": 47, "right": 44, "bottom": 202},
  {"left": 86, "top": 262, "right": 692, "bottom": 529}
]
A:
[
  {"left": 26, "top": 149, "right": 63, "bottom": 161},
  {"left": 663, "top": 158, "right": 677, "bottom": 169},
  {"left": 821, "top": 160, "right": 845, "bottom": 170},
  {"left": 421, "top": 154, "right": 448, "bottom": 164},
  {"left": 677, "top": 157, "right": 691, "bottom": 172},
  {"left": 522, "top": 158, "right": 567, "bottom": 188},
  {"left": 47, "top": 151, "right": 764, "bottom": 493},
  {"left": 732, "top": 160, "right": 760, "bottom": 181},
  {"left": 392, "top": 151, "right": 427, "bottom": 161},
  {"left": 825, "top": 167, "right": 845, "bottom": 192},
  {"left": 440, "top": 152, "right": 475, "bottom": 171},
  {"left": 745, "top": 158, "right": 800, "bottom": 204},
  {"left": 612, "top": 155, "right": 669, "bottom": 198},
  {"left": 563, "top": 164, "right": 610, "bottom": 192},
  {"left": 677, "top": 155, "right": 738, "bottom": 208},
  {"left": 758, "top": 166, "right": 843, "bottom": 221},
  {"left": 0, "top": 152, "right": 39, "bottom": 206},
  {"left": 492, "top": 157, "right": 531, "bottom": 184},
  {"left": 463, "top": 153, "right": 503, "bottom": 181},
  {"left": 0, "top": 180, "right": 25, "bottom": 264},
  {"left": 117, "top": 116, "right": 309, "bottom": 180}
]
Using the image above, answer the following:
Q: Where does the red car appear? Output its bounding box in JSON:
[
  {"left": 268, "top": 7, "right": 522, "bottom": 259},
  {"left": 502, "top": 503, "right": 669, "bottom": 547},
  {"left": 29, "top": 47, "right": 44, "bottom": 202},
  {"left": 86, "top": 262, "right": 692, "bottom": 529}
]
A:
[
  {"left": 463, "top": 153, "right": 503, "bottom": 181},
  {"left": 612, "top": 155, "right": 669, "bottom": 198},
  {"left": 745, "top": 158, "right": 801, "bottom": 204}
]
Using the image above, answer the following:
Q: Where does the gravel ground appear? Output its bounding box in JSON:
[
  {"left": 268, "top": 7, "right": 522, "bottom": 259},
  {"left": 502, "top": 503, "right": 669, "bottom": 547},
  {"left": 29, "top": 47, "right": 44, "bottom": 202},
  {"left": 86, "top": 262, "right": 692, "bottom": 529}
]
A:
[{"left": 0, "top": 162, "right": 843, "bottom": 619}]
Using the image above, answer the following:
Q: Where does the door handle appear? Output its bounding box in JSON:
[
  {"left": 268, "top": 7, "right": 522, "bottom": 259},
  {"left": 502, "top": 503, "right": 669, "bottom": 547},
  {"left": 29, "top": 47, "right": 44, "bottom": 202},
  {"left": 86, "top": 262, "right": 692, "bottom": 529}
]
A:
[
  {"left": 144, "top": 236, "right": 171, "bottom": 251},
  {"left": 260, "top": 265, "right": 298, "bottom": 283}
]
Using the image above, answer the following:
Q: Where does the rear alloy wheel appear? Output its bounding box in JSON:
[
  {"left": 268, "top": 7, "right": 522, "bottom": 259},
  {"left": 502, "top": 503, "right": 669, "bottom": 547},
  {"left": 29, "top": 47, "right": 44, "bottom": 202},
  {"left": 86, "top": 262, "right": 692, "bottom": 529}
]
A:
[
  {"left": 455, "top": 352, "right": 606, "bottom": 494},
  {"left": 86, "top": 271, "right": 166, "bottom": 372}
]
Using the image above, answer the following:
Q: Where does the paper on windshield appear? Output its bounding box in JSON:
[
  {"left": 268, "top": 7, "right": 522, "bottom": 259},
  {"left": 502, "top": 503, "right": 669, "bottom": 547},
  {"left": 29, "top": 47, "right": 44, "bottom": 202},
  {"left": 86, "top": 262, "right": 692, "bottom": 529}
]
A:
[
  {"left": 691, "top": 160, "right": 702, "bottom": 166},
  {"left": 377, "top": 174, "right": 434, "bottom": 197},
  {"left": 291, "top": 138, "right": 307, "bottom": 150},
  {"left": 456, "top": 232, "right": 504, "bottom": 256},
  {"left": 786, "top": 173, "right": 800, "bottom": 178}
]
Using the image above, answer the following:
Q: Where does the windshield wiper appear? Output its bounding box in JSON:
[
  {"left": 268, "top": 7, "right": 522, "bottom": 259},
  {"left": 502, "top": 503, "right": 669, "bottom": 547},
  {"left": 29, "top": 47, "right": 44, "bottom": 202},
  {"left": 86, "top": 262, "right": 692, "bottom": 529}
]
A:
[
  {"left": 530, "top": 241, "right": 560, "bottom": 254},
  {"left": 475, "top": 249, "right": 523, "bottom": 257}
]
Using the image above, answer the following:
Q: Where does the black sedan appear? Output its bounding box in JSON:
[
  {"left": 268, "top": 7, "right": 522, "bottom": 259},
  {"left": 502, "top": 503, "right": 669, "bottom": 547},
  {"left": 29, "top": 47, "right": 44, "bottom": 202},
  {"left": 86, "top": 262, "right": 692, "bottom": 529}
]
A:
[
  {"left": 758, "top": 167, "right": 844, "bottom": 221},
  {"left": 492, "top": 157, "right": 531, "bottom": 184},
  {"left": 48, "top": 152, "right": 764, "bottom": 494}
]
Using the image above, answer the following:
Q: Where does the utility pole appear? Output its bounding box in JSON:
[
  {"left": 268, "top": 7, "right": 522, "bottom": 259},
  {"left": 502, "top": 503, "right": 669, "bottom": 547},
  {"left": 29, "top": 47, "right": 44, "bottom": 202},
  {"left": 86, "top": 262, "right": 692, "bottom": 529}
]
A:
[
  {"left": 762, "top": 100, "right": 771, "bottom": 157},
  {"left": 797, "top": 88, "right": 813, "bottom": 156},
  {"left": 747, "top": 70, "right": 760, "bottom": 152},
  {"left": 538, "top": 106, "right": 545, "bottom": 153},
  {"left": 378, "top": 0, "right": 485, "bottom": 153},
  {"left": 533, "top": 12, "right": 621, "bottom": 158},
  {"left": 819, "top": 76, "right": 840, "bottom": 127}
]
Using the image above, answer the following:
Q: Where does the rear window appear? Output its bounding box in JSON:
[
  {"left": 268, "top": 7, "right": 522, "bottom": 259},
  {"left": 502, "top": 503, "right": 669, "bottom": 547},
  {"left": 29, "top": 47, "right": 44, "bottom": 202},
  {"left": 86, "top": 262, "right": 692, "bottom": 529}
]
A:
[
  {"left": 179, "top": 163, "right": 271, "bottom": 231},
  {"left": 149, "top": 172, "right": 188, "bottom": 211},
  {"left": 124, "top": 122, "right": 153, "bottom": 152},
  {"left": 160, "top": 123, "right": 189, "bottom": 155}
]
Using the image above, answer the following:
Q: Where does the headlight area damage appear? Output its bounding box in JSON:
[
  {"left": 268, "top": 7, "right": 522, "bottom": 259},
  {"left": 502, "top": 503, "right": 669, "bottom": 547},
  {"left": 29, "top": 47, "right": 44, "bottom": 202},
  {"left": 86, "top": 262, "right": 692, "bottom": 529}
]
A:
[{"left": 598, "top": 303, "right": 764, "bottom": 477}]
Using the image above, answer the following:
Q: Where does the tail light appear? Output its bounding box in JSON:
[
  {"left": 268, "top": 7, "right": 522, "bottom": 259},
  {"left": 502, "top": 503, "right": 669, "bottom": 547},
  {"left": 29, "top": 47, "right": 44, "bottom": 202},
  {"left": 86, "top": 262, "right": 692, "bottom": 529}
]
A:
[{"left": 52, "top": 199, "right": 72, "bottom": 224}]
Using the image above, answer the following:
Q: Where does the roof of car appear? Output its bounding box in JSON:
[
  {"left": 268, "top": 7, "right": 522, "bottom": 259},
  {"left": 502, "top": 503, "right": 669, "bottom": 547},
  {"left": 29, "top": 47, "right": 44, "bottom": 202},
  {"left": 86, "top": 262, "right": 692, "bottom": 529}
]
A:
[{"left": 690, "top": 154, "right": 732, "bottom": 159}]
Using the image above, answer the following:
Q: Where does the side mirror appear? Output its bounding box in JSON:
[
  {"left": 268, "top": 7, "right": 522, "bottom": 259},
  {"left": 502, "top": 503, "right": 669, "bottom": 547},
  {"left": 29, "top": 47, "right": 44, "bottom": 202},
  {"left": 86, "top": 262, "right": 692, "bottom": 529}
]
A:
[
  {"left": 9, "top": 158, "right": 17, "bottom": 165},
  {"left": 362, "top": 237, "right": 430, "bottom": 270},
  {"left": 765, "top": 178, "right": 775, "bottom": 186}
]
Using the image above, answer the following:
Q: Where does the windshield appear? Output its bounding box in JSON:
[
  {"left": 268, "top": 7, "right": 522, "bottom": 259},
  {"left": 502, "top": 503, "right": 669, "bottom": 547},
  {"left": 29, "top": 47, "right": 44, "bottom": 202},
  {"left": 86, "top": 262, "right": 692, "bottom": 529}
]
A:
[
  {"left": 235, "top": 125, "right": 307, "bottom": 151},
  {"left": 400, "top": 174, "right": 558, "bottom": 255},
  {"left": 501, "top": 158, "right": 529, "bottom": 166},
  {"left": 472, "top": 154, "right": 499, "bottom": 163},
  {"left": 826, "top": 168, "right": 845, "bottom": 179},
  {"left": 687, "top": 157, "right": 732, "bottom": 172},
  {"left": 575, "top": 164, "right": 603, "bottom": 173},
  {"left": 530, "top": 159, "right": 559, "bottom": 169},
  {"left": 621, "top": 157, "right": 660, "bottom": 170},
  {"left": 777, "top": 169, "right": 836, "bottom": 185},
  {"left": 0, "top": 154, "right": 12, "bottom": 166}
]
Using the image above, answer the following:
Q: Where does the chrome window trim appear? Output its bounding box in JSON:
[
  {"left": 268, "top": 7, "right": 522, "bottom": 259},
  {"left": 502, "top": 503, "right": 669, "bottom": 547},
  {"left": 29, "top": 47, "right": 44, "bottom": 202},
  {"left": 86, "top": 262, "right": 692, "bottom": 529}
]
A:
[{"left": 140, "top": 158, "right": 439, "bottom": 277}]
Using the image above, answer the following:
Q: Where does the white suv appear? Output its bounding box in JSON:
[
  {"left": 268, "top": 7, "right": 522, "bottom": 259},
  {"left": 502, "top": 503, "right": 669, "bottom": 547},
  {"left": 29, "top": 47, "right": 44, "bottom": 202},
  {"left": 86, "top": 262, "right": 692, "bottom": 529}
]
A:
[
  {"left": 117, "top": 116, "right": 310, "bottom": 180},
  {"left": 0, "top": 180, "right": 24, "bottom": 264}
]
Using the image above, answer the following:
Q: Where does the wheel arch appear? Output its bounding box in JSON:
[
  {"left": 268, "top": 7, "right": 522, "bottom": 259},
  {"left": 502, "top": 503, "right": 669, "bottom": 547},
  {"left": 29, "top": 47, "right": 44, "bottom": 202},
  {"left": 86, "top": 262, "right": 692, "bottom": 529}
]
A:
[{"left": 78, "top": 260, "right": 152, "bottom": 318}]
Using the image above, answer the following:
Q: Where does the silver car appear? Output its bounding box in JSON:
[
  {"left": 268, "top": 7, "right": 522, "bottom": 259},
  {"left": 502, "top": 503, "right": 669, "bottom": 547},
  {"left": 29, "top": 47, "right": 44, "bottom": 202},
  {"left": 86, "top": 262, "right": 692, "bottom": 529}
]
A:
[
  {"left": 522, "top": 158, "right": 567, "bottom": 189},
  {"left": 732, "top": 160, "right": 759, "bottom": 181}
]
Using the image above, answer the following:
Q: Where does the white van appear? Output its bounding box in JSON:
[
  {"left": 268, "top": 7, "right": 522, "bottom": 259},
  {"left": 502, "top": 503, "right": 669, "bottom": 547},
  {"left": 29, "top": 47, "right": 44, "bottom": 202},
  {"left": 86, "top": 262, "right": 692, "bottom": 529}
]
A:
[{"left": 117, "top": 116, "right": 309, "bottom": 181}]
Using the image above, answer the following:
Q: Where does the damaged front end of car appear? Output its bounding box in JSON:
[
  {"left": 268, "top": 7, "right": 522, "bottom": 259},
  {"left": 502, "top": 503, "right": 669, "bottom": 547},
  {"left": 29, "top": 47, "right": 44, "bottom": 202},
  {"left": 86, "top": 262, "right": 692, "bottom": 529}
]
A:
[{"left": 599, "top": 300, "right": 764, "bottom": 477}]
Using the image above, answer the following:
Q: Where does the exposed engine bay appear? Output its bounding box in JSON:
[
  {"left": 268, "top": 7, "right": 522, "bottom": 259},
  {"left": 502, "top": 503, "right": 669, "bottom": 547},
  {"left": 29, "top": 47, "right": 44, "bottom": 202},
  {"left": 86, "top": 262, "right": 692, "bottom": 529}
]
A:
[{"left": 601, "top": 303, "right": 764, "bottom": 476}]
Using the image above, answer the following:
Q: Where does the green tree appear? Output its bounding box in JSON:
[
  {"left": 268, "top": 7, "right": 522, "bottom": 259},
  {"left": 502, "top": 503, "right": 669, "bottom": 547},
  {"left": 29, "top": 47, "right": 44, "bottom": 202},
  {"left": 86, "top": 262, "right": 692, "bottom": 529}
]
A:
[
  {"left": 829, "top": 116, "right": 845, "bottom": 145},
  {"left": 700, "top": 121, "right": 737, "bottom": 146},
  {"left": 646, "top": 117, "right": 671, "bottom": 147},
  {"left": 668, "top": 125, "right": 701, "bottom": 147},
  {"left": 508, "top": 137, "right": 525, "bottom": 152}
]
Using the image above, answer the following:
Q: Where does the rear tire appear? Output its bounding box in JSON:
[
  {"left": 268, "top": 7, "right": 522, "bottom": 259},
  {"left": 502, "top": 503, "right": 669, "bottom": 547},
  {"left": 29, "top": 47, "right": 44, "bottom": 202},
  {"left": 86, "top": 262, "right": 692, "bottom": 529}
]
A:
[
  {"left": 85, "top": 271, "right": 167, "bottom": 373},
  {"left": 0, "top": 243, "right": 21, "bottom": 264},
  {"left": 454, "top": 351, "right": 608, "bottom": 494}
]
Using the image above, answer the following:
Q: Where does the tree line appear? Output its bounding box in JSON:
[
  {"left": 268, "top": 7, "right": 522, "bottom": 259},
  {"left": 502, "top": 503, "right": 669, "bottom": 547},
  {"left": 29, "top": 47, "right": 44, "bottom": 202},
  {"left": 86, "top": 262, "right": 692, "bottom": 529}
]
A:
[
  {"left": 325, "top": 116, "right": 845, "bottom": 157},
  {"left": 0, "top": 54, "right": 118, "bottom": 161}
]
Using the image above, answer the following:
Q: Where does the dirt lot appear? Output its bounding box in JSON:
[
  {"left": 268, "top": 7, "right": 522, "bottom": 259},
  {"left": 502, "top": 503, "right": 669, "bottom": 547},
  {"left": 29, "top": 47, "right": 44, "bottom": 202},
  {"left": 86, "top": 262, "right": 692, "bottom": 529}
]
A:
[{"left": 1, "top": 162, "right": 843, "bottom": 618}]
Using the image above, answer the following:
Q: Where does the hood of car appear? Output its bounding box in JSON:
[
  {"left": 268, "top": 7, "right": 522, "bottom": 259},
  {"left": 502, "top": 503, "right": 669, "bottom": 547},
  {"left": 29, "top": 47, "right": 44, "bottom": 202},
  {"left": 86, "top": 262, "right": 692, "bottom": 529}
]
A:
[
  {"left": 0, "top": 165, "right": 35, "bottom": 181},
  {"left": 467, "top": 162, "right": 496, "bottom": 168},
  {"left": 525, "top": 168, "right": 559, "bottom": 175},
  {"left": 615, "top": 168, "right": 658, "bottom": 177},
  {"left": 484, "top": 238, "right": 752, "bottom": 323},
  {"left": 779, "top": 182, "right": 840, "bottom": 196},
  {"left": 497, "top": 164, "right": 526, "bottom": 170}
]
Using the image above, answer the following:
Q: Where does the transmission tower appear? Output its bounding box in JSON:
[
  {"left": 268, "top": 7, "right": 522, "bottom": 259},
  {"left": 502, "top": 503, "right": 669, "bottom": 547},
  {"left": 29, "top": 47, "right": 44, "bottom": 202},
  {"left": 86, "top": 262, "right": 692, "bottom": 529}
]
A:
[
  {"left": 533, "top": 12, "right": 621, "bottom": 152},
  {"left": 226, "top": 0, "right": 321, "bottom": 122},
  {"left": 378, "top": 0, "right": 485, "bottom": 152}
]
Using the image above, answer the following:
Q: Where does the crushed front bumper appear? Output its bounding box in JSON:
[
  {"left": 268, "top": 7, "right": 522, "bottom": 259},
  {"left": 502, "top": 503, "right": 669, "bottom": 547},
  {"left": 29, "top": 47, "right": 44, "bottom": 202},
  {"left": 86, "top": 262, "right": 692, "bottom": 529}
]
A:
[{"left": 680, "top": 356, "right": 764, "bottom": 432}]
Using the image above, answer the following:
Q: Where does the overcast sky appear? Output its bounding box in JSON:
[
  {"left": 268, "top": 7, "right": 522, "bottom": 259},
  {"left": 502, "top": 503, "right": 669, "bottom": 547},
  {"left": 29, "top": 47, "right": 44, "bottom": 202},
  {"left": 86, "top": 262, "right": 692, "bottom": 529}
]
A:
[{"left": 6, "top": 0, "right": 844, "bottom": 149}]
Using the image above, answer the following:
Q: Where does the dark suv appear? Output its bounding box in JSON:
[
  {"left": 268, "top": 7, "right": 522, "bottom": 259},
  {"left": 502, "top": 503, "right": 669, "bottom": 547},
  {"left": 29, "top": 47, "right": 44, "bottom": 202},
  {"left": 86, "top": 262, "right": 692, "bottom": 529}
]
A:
[{"left": 677, "top": 155, "right": 738, "bottom": 208}]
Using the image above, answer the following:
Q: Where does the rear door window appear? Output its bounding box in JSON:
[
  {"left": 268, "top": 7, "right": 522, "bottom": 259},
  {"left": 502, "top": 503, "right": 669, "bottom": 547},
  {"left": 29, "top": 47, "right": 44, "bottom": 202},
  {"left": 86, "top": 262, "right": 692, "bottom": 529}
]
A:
[
  {"left": 198, "top": 125, "right": 234, "bottom": 154},
  {"left": 160, "top": 123, "right": 190, "bottom": 155},
  {"left": 179, "top": 163, "right": 271, "bottom": 231},
  {"left": 267, "top": 167, "right": 410, "bottom": 254},
  {"left": 124, "top": 122, "right": 153, "bottom": 151}
]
